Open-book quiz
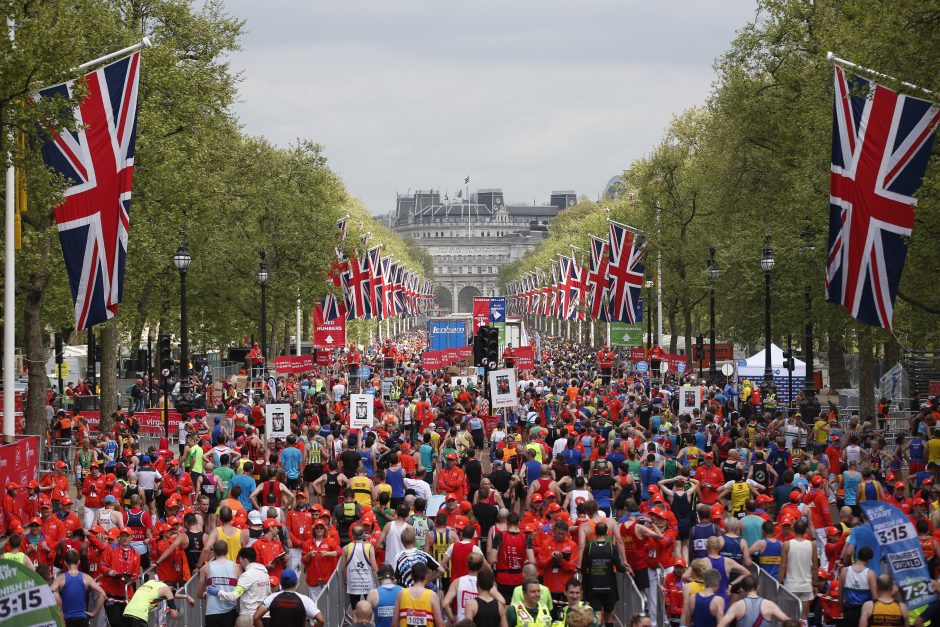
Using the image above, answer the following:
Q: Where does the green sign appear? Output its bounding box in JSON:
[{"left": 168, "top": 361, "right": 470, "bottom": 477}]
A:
[
  {"left": 0, "top": 559, "right": 63, "bottom": 627},
  {"left": 610, "top": 322, "right": 643, "bottom": 347},
  {"left": 494, "top": 322, "right": 505, "bottom": 345}
]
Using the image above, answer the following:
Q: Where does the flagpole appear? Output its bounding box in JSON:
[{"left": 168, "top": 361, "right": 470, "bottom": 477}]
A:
[
  {"left": 590, "top": 321, "right": 595, "bottom": 347},
  {"left": 295, "top": 294, "right": 302, "bottom": 356},
  {"left": 606, "top": 321, "right": 611, "bottom": 347},
  {"left": 826, "top": 51, "right": 936, "bottom": 97},
  {"left": 75, "top": 37, "right": 152, "bottom": 72},
  {"left": 3, "top": 16, "right": 14, "bottom": 442}
]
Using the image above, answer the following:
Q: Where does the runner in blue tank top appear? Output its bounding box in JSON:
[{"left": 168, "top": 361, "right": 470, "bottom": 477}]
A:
[
  {"left": 689, "top": 570, "right": 724, "bottom": 627},
  {"left": 369, "top": 565, "right": 403, "bottom": 627}
]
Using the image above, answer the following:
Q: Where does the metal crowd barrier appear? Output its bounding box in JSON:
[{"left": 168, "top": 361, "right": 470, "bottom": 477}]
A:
[
  {"left": 315, "top": 563, "right": 350, "bottom": 627},
  {"left": 614, "top": 572, "right": 647, "bottom": 627},
  {"left": 751, "top": 564, "right": 803, "bottom": 626}
]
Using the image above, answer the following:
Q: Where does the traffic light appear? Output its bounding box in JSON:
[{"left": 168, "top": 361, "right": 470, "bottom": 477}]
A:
[
  {"left": 483, "top": 326, "right": 500, "bottom": 368},
  {"left": 473, "top": 331, "right": 485, "bottom": 367},
  {"left": 158, "top": 334, "right": 173, "bottom": 376},
  {"left": 782, "top": 349, "right": 795, "bottom": 372}
]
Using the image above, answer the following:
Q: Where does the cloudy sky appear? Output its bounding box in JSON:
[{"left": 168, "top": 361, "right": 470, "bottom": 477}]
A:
[{"left": 224, "top": 1, "right": 758, "bottom": 215}]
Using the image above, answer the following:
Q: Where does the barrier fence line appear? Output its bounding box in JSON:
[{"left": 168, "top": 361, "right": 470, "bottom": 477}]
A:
[
  {"left": 315, "top": 562, "right": 349, "bottom": 627},
  {"left": 750, "top": 564, "right": 803, "bottom": 626}
]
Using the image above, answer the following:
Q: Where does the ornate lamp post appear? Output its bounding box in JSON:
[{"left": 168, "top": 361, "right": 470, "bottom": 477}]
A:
[
  {"left": 707, "top": 246, "right": 719, "bottom": 380},
  {"left": 645, "top": 280, "right": 654, "bottom": 351},
  {"left": 173, "top": 238, "right": 192, "bottom": 418},
  {"left": 760, "top": 237, "right": 775, "bottom": 389},
  {"left": 258, "top": 250, "right": 269, "bottom": 371}
]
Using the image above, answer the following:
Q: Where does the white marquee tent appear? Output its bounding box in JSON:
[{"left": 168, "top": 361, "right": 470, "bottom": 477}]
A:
[{"left": 738, "top": 343, "right": 806, "bottom": 379}]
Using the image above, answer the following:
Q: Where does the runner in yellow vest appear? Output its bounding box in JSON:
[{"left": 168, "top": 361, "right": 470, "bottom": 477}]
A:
[{"left": 123, "top": 579, "right": 194, "bottom": 625}]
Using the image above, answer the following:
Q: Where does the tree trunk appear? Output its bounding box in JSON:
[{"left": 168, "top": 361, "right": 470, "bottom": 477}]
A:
[
  {"left": 827, "top": 329, "right": 851, "bottom": 390},
  {"left": 668, "top": 304, "right": 678, "bottom": 353},
  {"left": 858, "top": 327, "right": 876, "bottom": 421},
  {"left": 883, "top": 333, "right": 901, "bottom": 372},
  {"left": 98, "top": 318, "right": 120, "bottom": 433},
  {"left": 23, "top": 285, "right": 50, "bottom": 450},
  {"left": 683, "top": 306, "right": 692, "bottom": 368}
]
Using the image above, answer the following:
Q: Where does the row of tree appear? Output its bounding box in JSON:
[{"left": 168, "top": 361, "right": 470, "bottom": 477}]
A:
[
  {"left": 501, "top": 0, "right": 940, "bottom": 415},
  {"left": 0, "top": 1, "right": 428, "bottom": 437}
]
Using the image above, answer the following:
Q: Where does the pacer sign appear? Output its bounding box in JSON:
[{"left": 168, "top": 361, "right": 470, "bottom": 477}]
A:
[
  {"left": 860, "top": 501, "right": 936, "bottom": 611},
  {"left": 313, "top": 304, "right": 346, "bottom": 349}
]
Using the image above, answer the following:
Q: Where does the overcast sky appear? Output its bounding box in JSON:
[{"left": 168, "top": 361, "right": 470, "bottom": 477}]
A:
[{"left": 224, "top": 1, "right": 758, "bottom": 215}]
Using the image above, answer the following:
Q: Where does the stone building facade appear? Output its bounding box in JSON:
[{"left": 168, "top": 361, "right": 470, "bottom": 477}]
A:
[{"left": 390, "top": 188, "right": 574, "bottom": 313}]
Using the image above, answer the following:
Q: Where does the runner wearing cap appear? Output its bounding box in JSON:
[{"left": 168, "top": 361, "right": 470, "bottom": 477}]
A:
[
  {"left": 367, "top": 564, "right": 403, "bottom": 627},
  {"left": 253, "top": 518, "right": 287, "bottom": 585},
  {"left": 436, "top": 452, "right": 467, "bottom": 502}
]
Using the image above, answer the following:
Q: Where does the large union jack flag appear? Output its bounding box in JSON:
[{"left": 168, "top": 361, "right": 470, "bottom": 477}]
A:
[
  {"left": 587, "top": 236, "right": 610, "bottom": 321},
  {"left": 343, "top": 254, "right": 373, "bottom": 320},
  {"left": 37, "top": 52, "right": 141, "bottom": 330},
  {"left": 827, "top": 66, "right": 939, "bottom": 329},
  {"left": 607, "top": 221, "right": 646, "bottom": 323}
]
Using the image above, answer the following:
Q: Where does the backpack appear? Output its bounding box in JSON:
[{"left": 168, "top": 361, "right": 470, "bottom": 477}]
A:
[{"left": 412, "top": 514, "right": 430, "bottom": 550}]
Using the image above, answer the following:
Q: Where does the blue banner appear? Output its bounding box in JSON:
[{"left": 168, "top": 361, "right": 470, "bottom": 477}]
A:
[
  {"left": 489, "top": 298, "right": 506, "bottom": 322},
  {"left": 860, "top": 501, "right": 936, "bottom": 611}
]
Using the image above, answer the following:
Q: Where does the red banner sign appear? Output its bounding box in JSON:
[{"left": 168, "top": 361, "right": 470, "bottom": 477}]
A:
[
  {"left": 472, "top": 298, "right": 490, "bottom": 335},
  {"left": 313, "top": 304, "right": 347, "bottom": 349},
  {"left": 661, "top": 352, "right": 688, "bottom": 371},
  {"left": 630, "top": 348, "right": 646, "bottom": 364},
  {"left": 482, "top": 415, "right": 501, "bottom": 439},
  {"left": 421, "top": 347, "right": 472, "bottom": 370},
  {"left": 0, "top": 392, "right": 26, "bottom": 434},
  {"left": 508, "top": 346, "right": 535, "bottom": 371},
  {"left": 80, "top": 409, "right": 206, "bottom": 435},
  {"left": 0, "top": 436, "right": 39, "bottom": 531},
  {"left": 315, "top": 350, "right": 334, "bottom": 366},
  {"left": 274, "top": 355, "right": 315, "bottom": 374},
  {"left": 691, "top": 343, "right": 734, "bottom": 366}
]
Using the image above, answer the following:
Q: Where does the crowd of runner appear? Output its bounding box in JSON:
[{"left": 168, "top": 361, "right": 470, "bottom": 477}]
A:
[{"left": 3, "top": 331, "right": 940, "bottom": 627}]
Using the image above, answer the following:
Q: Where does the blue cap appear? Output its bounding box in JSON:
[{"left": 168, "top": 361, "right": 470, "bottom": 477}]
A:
[
  {"left": 214, "top": 416, "right": 220, "bottom": 423},
  {"left": 141, "top": 456, "right": 150, "bottom": 464},
  {"left": 280, "top": 568, "right": 298, "bottom": 587},
  {"left": 104, "top": 495, "right": 117, "bottom": 504}
]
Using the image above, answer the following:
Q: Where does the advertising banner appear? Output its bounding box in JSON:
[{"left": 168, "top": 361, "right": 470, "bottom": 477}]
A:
[
  {"left": 265, "top": 403, "right": 292, "bottom": 439},
  {"left": 510, "top": 346, "right": 535, "bottom": 371},
  {"left": 0, "top": 392, "right": 26, "bottom": 434},
  {"left": 0, "top": 436, "right": 39, "bottom": 532},
  {"left": 313, "top": 304, "right": 346, "bottom": 349},
  {"left": 350, "top": 393, "right": 374, "bottom": 429},
  {"left": 315, "top": 350, "right": 333, "bottom": 366},
  {"left": 489, "top": 298, "right": 505, "bottom": 322},
  {"left": 0, "top": 559, "right": 62, "bottom": 627},
  {"left": 488, "top": 368, "right": 518, "bottom": 409},
  {"left": 610, "top": 322, "right": 643, "bottom": 347},
  {"left": 473, "top": 298, "right": 490, "bottom": 335},
  {"left": 691, "top": 343, "right": 735, "bottom": 366},
  {"left": 860, "top": 501, "right": 936, "bottom": 611},
  {"left": 629, "top": 347, "right": 647, "bottom": 364},
  {"left": 661, "top": 352, "right": 688, "bottom": 373},
  {"left": 421, "top": 351, "right": 443, "bottom": 370},
  {"left": 80, "top": 410, "right": 206, "bottom": 436},
  {"left": 273, "top": 355, "right": 315, "bottom": 374}
]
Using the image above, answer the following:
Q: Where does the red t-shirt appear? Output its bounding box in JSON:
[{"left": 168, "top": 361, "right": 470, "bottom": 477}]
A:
[{"left": 695, "top": 465, "right": 725, "bottom": 505}]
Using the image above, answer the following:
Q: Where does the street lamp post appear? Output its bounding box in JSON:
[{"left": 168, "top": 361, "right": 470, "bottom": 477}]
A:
[
  {"left": 800, "top": 227, "right": 820, "bottom": 419},
  {"left": 258, "top": 250, "right": 269, "bottom": 374},
  {"left": 645, "top": 280, "right": 654, "bottom": 351},
  {"left": 707, "top": 246, "right": 719, "bottom": 381},
  {"left": 173, "top": 238, "right": 192, "bottom": 421},
  {"left": 760, "top": 237, "right": 775, "bottom": 390}
]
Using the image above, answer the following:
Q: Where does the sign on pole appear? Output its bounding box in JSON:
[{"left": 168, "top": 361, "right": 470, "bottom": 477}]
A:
[
  {"left": 265, "top": 403, "right": 291, "bottom": 440},
  {"left": 313, "top": 304, "right": 347, "bottom": 349},
  {"left": 489, "top": 298, "right": 505, "bottom": 322},
  {"left": 610, "top": 322, "right": 643, "bottom": 347},
  {"left": 488, "top": 368, "right": 519, "bottom": 409},
  {"left": 350, "top": 393, "right": 374, "bottom": 429},
  {"left": 721, "top": 363, "right": 734, "bottom": 377}
]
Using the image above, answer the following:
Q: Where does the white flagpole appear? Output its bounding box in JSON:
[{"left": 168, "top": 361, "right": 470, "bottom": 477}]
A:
[
  {"left": 74, "top": 37, "right": 152, "bottom": 72},
  {"left": 826, "top": 51, "right": 936, "bottom": 97},
  {"left": 606, "top": 321, "right": 611, "bottom": 346},
  {"left": 295, "top": 294, "right": 301, "bottom": 356},
  {"left": 590, "top": 321, "right": 595, "bottom": 347},
  {"left": 3, "top": 17, "right": 15, "bottom": 441}
]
